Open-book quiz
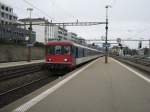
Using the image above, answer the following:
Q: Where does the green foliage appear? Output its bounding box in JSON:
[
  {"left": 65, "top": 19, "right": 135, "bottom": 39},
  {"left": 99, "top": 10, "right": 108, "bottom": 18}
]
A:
[{"left": 34, "top": 42, "right": 45, "bottom": 47}]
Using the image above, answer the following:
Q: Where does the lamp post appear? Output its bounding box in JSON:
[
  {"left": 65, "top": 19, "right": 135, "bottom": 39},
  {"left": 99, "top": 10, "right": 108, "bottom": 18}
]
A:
[
  {"left": 27, "top": 8, "right": 33, "bottom": 62},
  {"left": 105, "top": 5, "right": 111, "bottom": 63}
]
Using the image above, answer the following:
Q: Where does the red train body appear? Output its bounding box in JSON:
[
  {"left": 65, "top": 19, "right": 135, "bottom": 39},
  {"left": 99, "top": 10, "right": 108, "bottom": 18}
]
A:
[{"left": 45, "top": 41, "right": 102, "bottom": 70}]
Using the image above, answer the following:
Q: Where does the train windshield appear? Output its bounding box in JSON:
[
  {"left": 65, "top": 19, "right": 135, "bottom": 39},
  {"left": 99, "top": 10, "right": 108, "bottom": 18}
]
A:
[
  {"left": 55, "top": 46, "right": 61, "bottom": 54},
  {"left": 47, "top": 45, "right": 71, "bottom": 55}
]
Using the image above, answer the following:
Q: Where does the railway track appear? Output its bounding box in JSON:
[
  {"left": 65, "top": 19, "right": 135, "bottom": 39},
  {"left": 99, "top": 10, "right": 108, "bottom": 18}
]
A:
[
  {"left": 0, "top": 63, "right": 45, "bottom": 81},
  {"left": 0, "top": 77, "right": 47, "bottom": 97},
  {"left": 0, "top": 62, "right": 51, "bottom": 108},
  {"left": 112, "top": 55, "right": 150, "bottom": 73},
  {"left": 118, "top": 56, "right": 150, "bottom": 66},
  {"left": 0, "top": 70, "right": 57, "bottom": 108},
  {"left": 0, "top": 58, "right": 100, "bottom": 108}
]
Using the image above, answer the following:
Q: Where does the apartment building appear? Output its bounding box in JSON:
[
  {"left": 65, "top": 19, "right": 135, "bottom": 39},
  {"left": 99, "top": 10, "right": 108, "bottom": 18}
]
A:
[
  {"left": 0, "top": 2, "right": 36, "bottom": 43},
  {"left": 0, "top": 2, "right": 17, "bottom": 24},
  {"left": 51, "top": 26, "right": 68, "bottom": 40}
]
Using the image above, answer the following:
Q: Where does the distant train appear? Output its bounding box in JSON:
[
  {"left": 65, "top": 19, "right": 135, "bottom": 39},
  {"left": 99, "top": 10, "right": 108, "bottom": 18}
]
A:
[{"left": 45, "top": 41, "right": 103, "bottom": 71}]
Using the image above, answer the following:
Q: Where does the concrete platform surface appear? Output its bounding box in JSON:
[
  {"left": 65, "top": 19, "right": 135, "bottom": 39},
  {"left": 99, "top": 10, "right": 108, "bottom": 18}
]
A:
[
  {"left": 1, "top": 57, "right": 150, "bottom": 112},
  {"left": 0, "top": 60, "right": 44, "bottom": 68}
]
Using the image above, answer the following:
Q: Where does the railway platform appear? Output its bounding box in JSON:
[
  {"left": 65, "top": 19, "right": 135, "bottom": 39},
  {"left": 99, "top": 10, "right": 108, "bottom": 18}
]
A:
[
  {"left": 0, "top": 60, "right": 44, "bottom": 69},
  {"left": 1, "top": 57, "right": 150, "bottom": 112}
]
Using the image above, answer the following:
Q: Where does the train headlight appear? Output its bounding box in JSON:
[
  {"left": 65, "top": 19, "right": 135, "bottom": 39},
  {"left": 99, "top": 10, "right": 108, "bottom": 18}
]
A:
[
  {"left": 64, "top": 58, "right": 68, "bottom": 62},
  {"left": 49, "top": 58, "right": 52, "bottom": 61}
]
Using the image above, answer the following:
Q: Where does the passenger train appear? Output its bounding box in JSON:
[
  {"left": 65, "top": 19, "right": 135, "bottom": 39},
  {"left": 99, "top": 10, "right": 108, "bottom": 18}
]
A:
[{"left": 45, "top": 41, "right": 103, "bottom": 71}]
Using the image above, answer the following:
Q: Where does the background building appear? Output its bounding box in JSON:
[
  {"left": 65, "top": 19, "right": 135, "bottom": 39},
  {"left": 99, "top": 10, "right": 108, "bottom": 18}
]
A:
[
  {"left": 0, "top": 2, "right": 35, "bottom": 43},
  {"left": 0, "top": 24, "right": 35, "bottom": 43},
  {"left": 67, "top": 32, "right": 86, "bottom": 44},
  {"left": 67, "top": 32, "right": 78, "bottom": 42},
  {"left": 19, "top": 18, "right": 68, "bottom": 43},
  {"left": 0, "top": 2, "right": 17, "bottom": 24},
  {"left": 51, "top": 26, "right": 68, "bottom": 40},
  {"left": 77, "top": 36, "right": 86, "bottom": 45},
  {"left": 20, "top": 18, "right": 52, "bottom": 43}
]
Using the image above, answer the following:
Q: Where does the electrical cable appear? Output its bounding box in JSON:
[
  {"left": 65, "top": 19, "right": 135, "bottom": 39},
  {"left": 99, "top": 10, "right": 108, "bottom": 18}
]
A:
[
  {"left": 22, "top": 0, "right": 56, "bottom": 21},
  {"left": 49, "top": 0, "right": 76, "bottom": 19},
  {"left": 12, "top": 5, "right": 43, "bottom": 19}
]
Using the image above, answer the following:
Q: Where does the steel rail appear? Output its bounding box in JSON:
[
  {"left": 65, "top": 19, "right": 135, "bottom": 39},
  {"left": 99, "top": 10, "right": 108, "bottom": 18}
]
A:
[
  {"left": 0, "top": 77, "right": 47, "bottom": 96},
  {"left": 0, "top": 64, "right": 44, "bottom": 81}
]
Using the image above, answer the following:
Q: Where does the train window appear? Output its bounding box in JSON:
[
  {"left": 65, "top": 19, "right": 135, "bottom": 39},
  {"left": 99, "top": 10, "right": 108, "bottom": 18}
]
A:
[
  {"left": 71, "top": 46, "right": 76, "bottom": 57},
  {"left": 87, "top": 49, "right": 90, "bottom": 56},
  {"left": 78, "top": 47, "right": 84, "bottom": 57},
  {"left": 83, "top": 49, "right": 85, "bottom": 57},
  {"left": 47, "top": 46, "right": 55, "bottom": 54},
  {"left": 55, "top": 46, "right": 62, "bottom": 54},
  {"left": 63, "top": 46, "right": 71, "bottom": 55},
  {"left": 76, "top": 47, "right": 78, "bottom": 58}
]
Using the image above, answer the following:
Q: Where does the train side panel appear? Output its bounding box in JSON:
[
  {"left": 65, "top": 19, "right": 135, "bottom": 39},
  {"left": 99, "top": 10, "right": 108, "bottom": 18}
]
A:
[{"left": 75, "top": 55, "right": 100, "bottom": 65}]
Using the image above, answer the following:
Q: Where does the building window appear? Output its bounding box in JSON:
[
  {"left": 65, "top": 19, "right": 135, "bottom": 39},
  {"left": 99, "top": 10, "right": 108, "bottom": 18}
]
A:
[
  {"left": 58, "top": 31, "right": 62, "bottom": 34},
  {"left": 64, "top": 33, "right": 67, "bottom": 36},
  {"left": 1, "top": 21, "right": 4, "bottom": 24},
  {"left": 6, "top": 7, "right": 8, "bottom": 11},
  {"left": 9, "top": 15, "right": 12, "bottom": 20},
  {"left": 6, "top": 14, "right": 8, "bottom": 19},
  {"left": 13, "top": 16, "right": 17, "bottom": 20},
  {"left": 1, "top": 12, "right": 4, "bottom": 18},
  {"left": 58, "top": 36, "right": 62, "bottom": 38},
  {"left": 9, "top": 9, "right": 12, "bottom": 12},
  {"left": 1, "top": 5, "right": 4, "bottom": 10}
]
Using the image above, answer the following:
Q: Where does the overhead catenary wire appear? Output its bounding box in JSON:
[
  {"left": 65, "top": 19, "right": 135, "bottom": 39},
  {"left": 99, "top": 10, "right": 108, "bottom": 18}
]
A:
[
  {"left": 48, "top": 0, "right": 77, "bottom": 20},
  {"left": 22, "top": 0, "right": 56, "bottom": 21},
  {"left": 12, "top": 5, "right": 46, "bottom": 19}
]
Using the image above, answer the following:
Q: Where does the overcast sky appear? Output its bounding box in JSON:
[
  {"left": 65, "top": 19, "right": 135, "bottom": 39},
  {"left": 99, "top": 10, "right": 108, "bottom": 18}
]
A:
[{"left": 1, "top": 0, "right": 150, "bottom": 48}]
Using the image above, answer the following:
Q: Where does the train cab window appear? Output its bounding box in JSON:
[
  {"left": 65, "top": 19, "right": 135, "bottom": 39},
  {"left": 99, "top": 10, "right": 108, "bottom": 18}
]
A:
[
  {"left": 55, "top": 46, "right": 61, "bottom": 54},
  {"left": 47, "top": 46, "right": 55, "bottom": 54},
  {"left": 63, "top": 46, "right": 71, "bottom": 55}
]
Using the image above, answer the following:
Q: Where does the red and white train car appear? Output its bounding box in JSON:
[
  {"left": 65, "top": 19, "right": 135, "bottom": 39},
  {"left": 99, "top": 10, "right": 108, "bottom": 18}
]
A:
[{"left": 45, "top": 41, "right": 103, "bottom": 70}]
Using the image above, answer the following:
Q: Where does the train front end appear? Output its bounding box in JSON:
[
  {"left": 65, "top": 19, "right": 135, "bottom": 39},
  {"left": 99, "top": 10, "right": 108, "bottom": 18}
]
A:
[{"left": 45, "top": 41, "right": 75, "bottom": 71}]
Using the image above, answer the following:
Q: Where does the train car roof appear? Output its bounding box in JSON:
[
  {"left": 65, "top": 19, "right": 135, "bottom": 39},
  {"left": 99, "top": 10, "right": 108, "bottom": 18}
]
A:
[
  {"left": 46, "top": 41, "right": 101, "bottom": 52},
  {"left": 47, "top": 41, "right": 73, "bottom": 46},
  {"left": 73, "top": 42, "right": 101, "bottom": 52}
]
